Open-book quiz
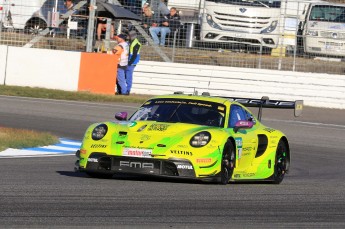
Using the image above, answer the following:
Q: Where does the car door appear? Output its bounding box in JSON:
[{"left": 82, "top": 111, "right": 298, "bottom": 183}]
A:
[{"left": 228, "top": 104, "right": 258, "bottom": 170}]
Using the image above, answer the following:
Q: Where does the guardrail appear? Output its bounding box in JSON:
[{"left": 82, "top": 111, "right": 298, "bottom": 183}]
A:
[{"left": 1, "top": 45, "right": 344, "bottom": 109}]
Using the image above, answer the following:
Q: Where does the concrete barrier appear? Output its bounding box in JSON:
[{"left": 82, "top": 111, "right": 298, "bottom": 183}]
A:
[
  {"left": 6, "top": 46, "right": 81, "bottom": 91},
  {"left": 133, "top": 61, "right": 345, "bottom": 109},
  {"left": 1, "top": 47, "right": 344, "bottom": 109},
  {"left": 4, "top": 47, "right": 118, "bottom": 93}
]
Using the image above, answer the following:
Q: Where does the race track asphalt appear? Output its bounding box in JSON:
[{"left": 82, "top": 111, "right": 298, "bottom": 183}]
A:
[{"left": 0, "top": 95, "right": 345, "bottom": 228}]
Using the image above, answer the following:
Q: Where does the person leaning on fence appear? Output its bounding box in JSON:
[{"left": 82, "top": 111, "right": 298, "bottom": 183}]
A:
[
  {"left": 112, "top": 34, "right": 129, "bottom": 95},
  {"left": 149, "top": 7, "right": 181, "bottom": 46},
  {"left": 125, "top": 30, "right": 142, "bottom": 95}
]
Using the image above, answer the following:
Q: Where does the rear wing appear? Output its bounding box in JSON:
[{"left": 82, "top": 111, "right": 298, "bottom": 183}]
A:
[{"left": 223, "top": 96, "right": 303, "bottom": 121}]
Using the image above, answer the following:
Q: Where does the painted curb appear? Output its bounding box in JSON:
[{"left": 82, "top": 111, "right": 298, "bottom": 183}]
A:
[{"left": 0, "top": 138, "right": 81, "bottom": 158}]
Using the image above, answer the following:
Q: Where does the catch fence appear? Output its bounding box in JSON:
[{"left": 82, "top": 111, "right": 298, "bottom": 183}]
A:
[{"left": 0, "top": 0, "right": 344, "bottom": 75}]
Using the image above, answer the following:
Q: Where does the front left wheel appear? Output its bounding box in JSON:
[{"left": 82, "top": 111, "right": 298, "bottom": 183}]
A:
[{"left": 219, "top": 140, "right": 236, "bottom": 185}]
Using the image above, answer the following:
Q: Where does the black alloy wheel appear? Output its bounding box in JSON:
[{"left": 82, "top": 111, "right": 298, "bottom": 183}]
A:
[
  {"left": 273, "top": 140, "right": 289, "bottom": 184},
  {"left": 220, "top": 140, "right": 236, "bottom": 185},
  {"left": 24, "top": 19, "right": 47, "bottom": 35}
]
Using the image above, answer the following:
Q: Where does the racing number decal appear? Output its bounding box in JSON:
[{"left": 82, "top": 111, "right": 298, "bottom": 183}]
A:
[{"left": 235, "top": 137, "right": 243, "bottom": 160}]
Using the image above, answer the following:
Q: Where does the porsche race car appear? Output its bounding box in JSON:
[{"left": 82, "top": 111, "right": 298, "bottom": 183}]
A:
[{"left": 75, "top": 93, "right": 303, "bottom": 184}]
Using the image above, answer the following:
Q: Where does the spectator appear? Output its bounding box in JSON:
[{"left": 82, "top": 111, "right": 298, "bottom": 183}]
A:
[
  {"left": 149, "top": 7, "right": 181, "bottom": 46},
  {"left": 64, "top": 0, "right": 74, "bottom": 10},
  {"left": 97, "top": 18, "right": 114, "bottom": 41},
  {"left": 112, "top": 34, "right": 129, "bottom": 95},
  {"left": 142, "top": 6, "right": 155, "bottom": 33},
  {"left": 125, "top": 30, "right": 142, "bottom": 95}
]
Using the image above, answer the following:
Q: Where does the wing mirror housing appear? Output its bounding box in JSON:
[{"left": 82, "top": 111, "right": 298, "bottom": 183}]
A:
[
  {"left": 234, "top": 120, "right": 254, "bottom": 133},
  {"left": 115, "top": 112, "right": 128, "bottom": 121}
]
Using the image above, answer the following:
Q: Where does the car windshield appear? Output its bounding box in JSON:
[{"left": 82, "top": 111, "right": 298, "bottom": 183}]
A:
[
  {"left": 309, "top": 5, "right": 345, "bottom": 23},
  {"left": 129, "top": 98, "right": 226, "bottom": 127}
]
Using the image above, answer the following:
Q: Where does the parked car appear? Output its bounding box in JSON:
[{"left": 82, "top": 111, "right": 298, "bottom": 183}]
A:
[{"left": 0, "top": 0, "right": 88, "bottom": 37}]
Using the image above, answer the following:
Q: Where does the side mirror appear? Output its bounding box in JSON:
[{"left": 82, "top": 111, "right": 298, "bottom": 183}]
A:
[
  {"left": 234, "top": 120, "right": 254, "bottom": 133},
  {"left": 115, "top": 112, "right": 128, "bottom": 121}
]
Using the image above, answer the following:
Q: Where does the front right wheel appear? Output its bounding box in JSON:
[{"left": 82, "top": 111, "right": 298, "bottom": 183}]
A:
[
  {"left": 219, "top": 140, "right": 236, "bottom": 185},
  {"left": 273, "top": 140, "right": 289, "bottom": 184}
]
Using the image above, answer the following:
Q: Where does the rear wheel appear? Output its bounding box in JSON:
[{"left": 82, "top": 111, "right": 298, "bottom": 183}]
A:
[
  {"left": 220, "top": 140, "right": 236, "bottom": 185},
  {"left": 273, "top": 140, "right": 289, "bottom": 184}
]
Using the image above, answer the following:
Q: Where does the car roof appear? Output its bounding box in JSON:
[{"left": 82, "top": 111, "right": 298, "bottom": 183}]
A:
[{"left": 151, "top": 94, "right": 232, "bottom": 105}]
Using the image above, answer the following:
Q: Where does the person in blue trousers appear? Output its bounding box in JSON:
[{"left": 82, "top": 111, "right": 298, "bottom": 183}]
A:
[
  {"left": 125, "top": 30, "right": 142, "bottom": 95},
  {"left": 149, "top": 7, "right": 181, "bottom": 46}
]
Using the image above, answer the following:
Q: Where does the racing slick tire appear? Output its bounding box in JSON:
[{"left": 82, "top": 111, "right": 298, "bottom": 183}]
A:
[
  {"left": 273, "top": 140, "right": 289, "bottom": 184},
  {"left": 220, "top": 140, "right": 236, "bottom": 185}
]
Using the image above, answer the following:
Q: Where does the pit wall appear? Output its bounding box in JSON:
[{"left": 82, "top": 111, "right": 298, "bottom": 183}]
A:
[{"left": 1, "top": 45, "right": 344, "bottom": 109}]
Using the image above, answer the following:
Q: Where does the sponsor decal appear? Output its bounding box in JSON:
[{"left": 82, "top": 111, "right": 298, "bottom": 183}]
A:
[
  {"left": 242, "top": 152, "right": 250, "bottom": 157},
  {"left": 90, "top": 144, "right": 107, "bottom": 148},
  {"left": 120, "top": 161, "right": 154, "bottom": 169},
  {"left": 170, "top": 150, "right": 193, "bottom": 156},
  {"left": 234, "top": 174, "right": 241, "bottom": 178},
  {"left": 196, "top": 158, "right": 212, "bottom": 163},
  {"left": 218, "top": 106, "right": 225, "bottom": 111},
  {"left": 87, "top": 158, "right": 98, "bottom": 162},
  {"left": 123, "top": 148, "right": 152, "bottom": 158},
  {"left": 176, "top": 144, "right": 188, "bottom": 148},
  {"left": 242, "top": 147, "right": 252, "bottom": 151},
  {"left": 80, "top": 149, "right": 87, "bottom": 154},
  {"left": 263, "top": 128, "right": 275, "bottom": 133},
  {"left": 137, "top": 125, "right": 147, "bottom": 132},
  {"left": 243, "top": 173, "right": 255, "bottom": 177},
  {"left": 177, "top": 164, "right": 193, "bottom": 170},
  {"left": 235, "top": 137, "right": 243, "bottom": 159},
  {"left": 148, "top": 124, "right": 169, "bottom": 131},
  {"left": 329, "top": 24, "right": 345, "bottom": 30},
  {"left": 140, "top": 135, "right": 151, "bottom": 141}
]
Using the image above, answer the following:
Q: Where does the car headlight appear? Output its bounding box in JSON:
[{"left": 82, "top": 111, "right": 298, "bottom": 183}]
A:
[
  {"left": 261, "top": 20, "right": 278, "bottom": 34},
  {"left": 92, "top": 124, "right": 108, "bottom": 140},
  {"left": 190, "top": 131, "right": 211, "bottom": 148},
  {"left": 206, "top": 14, "right": 222, "bottom": 30},
  {"left": 306, "top": 30, "right": 318, "bottom": 36}
]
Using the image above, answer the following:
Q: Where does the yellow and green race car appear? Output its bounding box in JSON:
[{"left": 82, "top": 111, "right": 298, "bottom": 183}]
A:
[{"left": 75, "top": 93, "right": 303, "bottom": 184}]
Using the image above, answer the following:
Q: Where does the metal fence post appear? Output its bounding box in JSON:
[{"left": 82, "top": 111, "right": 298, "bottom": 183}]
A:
[
  {"left": 258, "top": 37, "right": 263, "bottom": 69},
  {"left": 86, "top": 0, "right": 96, "bottom": 52},
  {"left": 172, "top": 30, "right": 178, "bottom": 62}
]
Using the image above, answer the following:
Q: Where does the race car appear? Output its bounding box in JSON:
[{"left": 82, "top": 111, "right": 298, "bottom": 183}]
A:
[{"left": 75, "top": 93, "right": 303, "bottom": 184}]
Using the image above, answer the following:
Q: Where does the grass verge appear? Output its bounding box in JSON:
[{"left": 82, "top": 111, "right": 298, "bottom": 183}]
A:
[
  {"left": 0, "top": 85, "right": 152, "bottom": 103},
  {"left": 0, "top": 85, "right": 152, "bottom": 151},
  {"left": 0, "top": 127, "right": 59, "bottom": 152}
]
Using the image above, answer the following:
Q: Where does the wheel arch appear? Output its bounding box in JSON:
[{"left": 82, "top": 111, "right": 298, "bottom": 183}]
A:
[
  {"left": 227, "top": 137, "right": 237, "bottom": 167},
  {"left": 24, "top": 17, "right": 47, "bottom": 28}
]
